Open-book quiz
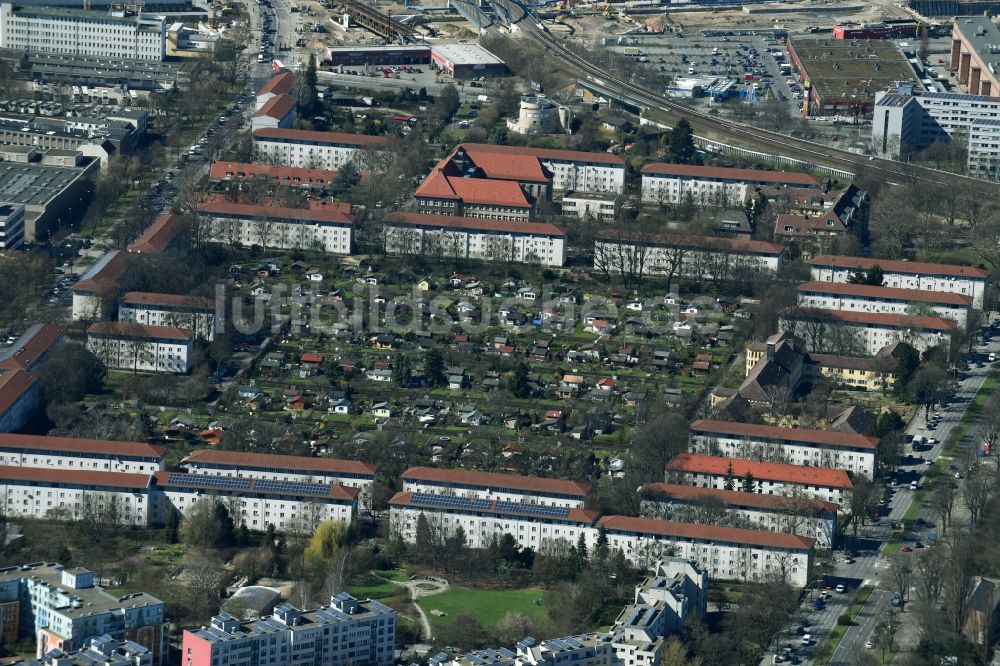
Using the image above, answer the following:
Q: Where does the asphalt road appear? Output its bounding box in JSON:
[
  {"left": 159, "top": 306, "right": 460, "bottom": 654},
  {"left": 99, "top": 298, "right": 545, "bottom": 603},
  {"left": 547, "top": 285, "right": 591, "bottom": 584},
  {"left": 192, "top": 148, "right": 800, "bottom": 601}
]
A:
[{"left": 764, "top": 335, "right": 1000, "bottom": 666}]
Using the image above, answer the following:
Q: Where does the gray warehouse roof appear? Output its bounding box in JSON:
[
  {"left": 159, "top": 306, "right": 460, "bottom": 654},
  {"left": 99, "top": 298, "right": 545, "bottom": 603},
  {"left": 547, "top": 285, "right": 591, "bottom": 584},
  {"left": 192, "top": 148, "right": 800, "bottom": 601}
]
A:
[
  {"left": 954, "top": 17, "right": 1000, "bottom": 76},
  {"left": 0, "top": 162, "right": 91, "bottom": 207}
]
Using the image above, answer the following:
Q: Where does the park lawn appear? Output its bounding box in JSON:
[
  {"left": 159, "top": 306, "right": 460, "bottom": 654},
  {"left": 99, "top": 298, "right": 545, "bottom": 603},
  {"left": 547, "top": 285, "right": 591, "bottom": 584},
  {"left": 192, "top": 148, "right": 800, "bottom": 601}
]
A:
[
  {"left": 421, "top": 586, "right": 547, "bottom": 630},
  {"left": 350, "top": 576, "right": 404, "bottom": 601}
]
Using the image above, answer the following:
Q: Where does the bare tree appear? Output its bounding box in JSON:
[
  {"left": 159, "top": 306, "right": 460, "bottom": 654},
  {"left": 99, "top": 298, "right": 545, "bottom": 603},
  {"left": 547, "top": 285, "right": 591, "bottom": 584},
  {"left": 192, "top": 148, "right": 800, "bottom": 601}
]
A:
[
  {"left": 962, "top": 466, "right": 994, "bottom": 527},
  {"left": 886, "top": 554, "right": 913, "bottom": 611},
  {"left": 928, "top": 479, "right": 957, "bottom": 533},
  {"left": 942, "top": 532, "right": 975, "bottom": 634}
]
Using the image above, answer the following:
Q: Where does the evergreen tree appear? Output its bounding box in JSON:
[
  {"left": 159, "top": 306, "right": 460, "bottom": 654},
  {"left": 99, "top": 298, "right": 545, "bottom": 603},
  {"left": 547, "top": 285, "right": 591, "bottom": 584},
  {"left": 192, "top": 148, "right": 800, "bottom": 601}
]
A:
[
  {"left": 330, "top": 161, "right": 360, "bottom": 197},
  {"left": 740, "top": 471, "right": 757, "bottom": 493},
  {"left": 236, "top": 522, "right": 251, "bottom": 547},
  {"left": 299, "top": 54, "right": 319, "bottom": 115},
  {"left": 425, "top": 347, "right": 446, "bottom": 387},
  {"left": 723, "top": 462, "right": 736, "bottom": 491},
  {"left": 415, "top": 513, "right": 434, "bottom": 563},
  {"left": 668, "top": 118, "right": 695, "bottom": 164},
  {"left": 164, "top": 508, "right": 180, "bottom": 544},
  {"left": 576, "top": 532, "right": 588, "bottom": 563},
  {"left": 594, "top": 526, "right": 610, "bottom": 565},
  {"left": 213, "top": 502, "right": 236, "bottom": 548},
  {"left": 264, "top": 523, "right": 277, "bottom": 550},
  {"left": 510, "top": 361, "right": 531, "bottom": 398},
  {"left": 392, "top": 354, "right": 412, "bottom": 387}
]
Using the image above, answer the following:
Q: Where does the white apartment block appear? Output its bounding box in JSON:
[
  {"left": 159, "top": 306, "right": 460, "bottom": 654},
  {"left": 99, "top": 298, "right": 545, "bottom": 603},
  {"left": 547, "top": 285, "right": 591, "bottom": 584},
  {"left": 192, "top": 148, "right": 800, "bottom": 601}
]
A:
[
  {"left": 252, "top": 128, "right": 391, "bottom": 170},
  {"left": 118, "top": 292, "right": 216, "bottom": 341},
  {"left": 0, "top": 433, "right": 165, "bottom": 473},
  {"left": 384, "top": 213, "right": 567, "bottom": 267},
  {"left": 0, "top": 4, "right": 166, "bottom": 60},
  {"left": 780, "top": 307, "right": 957, "bottom": 355},
  {"left": 810, "top": 254, "right": 989, "bottom": 309},
  {"left": 597, "top": 515, "right": 814, "bottom": 587},
  {"left": 0, "top": 564, "right": 167, "bottom": 663},
  {"left": 641, "top": 483, "right": 838, "bottom": 548},
  {"left": 666, "top": 452, "right": 854, "bottom": 507},
  {"left": 688, "top": 419, "right": 877, "bottom": 478},
  {"left": 968, "top": 118, "right": 1000, "bottom": 181},
  {"left": 182, "top": 595, "right": 396, "bottom": 666},
  {"left": 594, "top": 232, "right": 783, "bottom": 280},
  {"left": 0, "top": 467, "right": 154, "bottom": 525},
  {"left": 152, "top": 472, "right": 357, "bottom": 533},
  {"left": 389, "top": 491, "right": 596, "bottom": 551},
  {"left": 72, "top": 250, "right": 129, "bottom": 321},
  {"left": 0, "top": 203, "right": 25, "bottom": 251},
  {"left": 86, "top": 322, "right": 193, "bottom": 374},
  {"left": 179, "top": 449, "right": 376, "bottom": 510},
  {"left": 872, "top": 90, "right": 1000, "bottom": 180},
  {"left": 560, "top": 192, "right": 618, "bottom": 222},
  {"left": 401, "top": 466, "right": 590, "bottom": 508},
  {"left": 797, "top": 280, "right": 973, "bottom": 327},
  {"left": 198, "top": 200, "right": 354, "bottom": 255},
  {"left": 541, "top": 156, "right": 625, "bottom": 194},
  {"left": 640, "top": 163, "right": 819, "bottom": 205}
]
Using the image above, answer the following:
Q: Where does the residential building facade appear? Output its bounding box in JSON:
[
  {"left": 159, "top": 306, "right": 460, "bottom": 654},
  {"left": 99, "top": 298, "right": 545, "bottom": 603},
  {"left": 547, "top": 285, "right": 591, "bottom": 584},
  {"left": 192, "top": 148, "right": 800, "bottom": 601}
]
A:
[
  {"left": 384, "top": 212, "right": 567, "bottom": 267},
  {"left": 0, "top": 203, "right": 25, "bottom": 251},
  {"left": 688, "top": 420, "right": 877, "bottom": 477},
  {"left": 666, "top": 452, "right": 854, "bottom": 507},
  {"left": 641, "top": 483, "right": 838, "bottom": 548},
  {"left": 86, "top": 322, "right": 193, "bottom": 374},
  {"left": 198, "top": 200, "right": 354, "bottom": 254},
  {"left": 797, "top": 280, "right": 972, "bottom": 327},
  {"left": 181, "top": 595, "right": 395, "bottom": 666},
  {"left": 252, "top": 128, "right": 390, "bottom": 170},
  {"left": 401, "top": 466, "right": 590, "bottom": 508},
  {"left": 118, "top": 292, "right": 216, "bottom": 341},
  {"left": 809, "top": 254, "right": 989, "bottom": 309},
  {"left": 414, "top": 170, "right": 535, "bottom": 221},
  {"left": 179, "top": 449, "right": 376, "bottom": 510},
  {"left": 0, "top": 433, "right": 164, "bottom": 473},
  {"left": 594, "top": 231, "right": 783, "bottom": 280},
  {"left": 640, "top": 164, "right": 819, "bottom": 205},
  {"left": 779, "top": 307, "right": 957, "bottom": 355},
  {"left": 597, "top": 515, "right": 814, "bottom": 587}
]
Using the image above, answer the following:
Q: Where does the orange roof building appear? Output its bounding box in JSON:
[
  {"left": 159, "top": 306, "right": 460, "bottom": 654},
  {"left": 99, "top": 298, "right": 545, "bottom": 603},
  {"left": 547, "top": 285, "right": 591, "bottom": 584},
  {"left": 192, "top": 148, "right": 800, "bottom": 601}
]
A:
[
  {"left": 0, "top": 324, "right": 64, "bottom": 434},
  {"left": 414, "top": 169, "right": 535, "bottom": 220},
  {"left": 252, "top": 128, "right": 391, "bottom": 171},
  {"left": 128, "top": 213, "right": 188, "bottom": 254},
  {"left": 666, "top": 452, "right": 853, "bottom": 506},
  {"left": 810, "top": 254, "right": 990, "bottom": 309},
  {"left": 402, "top": 466, "right": 590, "bottom": 507},
  {"left": 210, "top": 161, "right": 340, "bottom": 190},
  {"left": 780, "top": 306, "right": 958, "bottom": 355},
  {"left": 797, "top": 280, "right": 973, "bottom": 327}
]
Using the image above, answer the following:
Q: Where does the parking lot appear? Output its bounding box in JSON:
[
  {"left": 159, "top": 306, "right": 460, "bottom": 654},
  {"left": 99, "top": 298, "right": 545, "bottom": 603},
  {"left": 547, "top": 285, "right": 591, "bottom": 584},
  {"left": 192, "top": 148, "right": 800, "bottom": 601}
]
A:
[{"left": 609, "top": 34, "right": 804, "bottom": 114}]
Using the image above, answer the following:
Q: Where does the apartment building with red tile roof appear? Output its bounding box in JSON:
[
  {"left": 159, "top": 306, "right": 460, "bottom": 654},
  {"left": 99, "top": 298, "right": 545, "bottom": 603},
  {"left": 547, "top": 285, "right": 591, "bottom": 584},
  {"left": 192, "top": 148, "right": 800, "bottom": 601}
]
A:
[
  {"left": 797, "top": 280, "right": 973, "bottom": 327},
  {"left": 402, "top": 466, "right": 590, "bottom": 507},
  {"left": 414, "top": 170, "right": 535, "bottom": 220},
  {"left": 780, "top": 306, "right": 957, "bottom": 355},
  {"left": 128, "top": 213, "right": 188, "bottom": 255}
]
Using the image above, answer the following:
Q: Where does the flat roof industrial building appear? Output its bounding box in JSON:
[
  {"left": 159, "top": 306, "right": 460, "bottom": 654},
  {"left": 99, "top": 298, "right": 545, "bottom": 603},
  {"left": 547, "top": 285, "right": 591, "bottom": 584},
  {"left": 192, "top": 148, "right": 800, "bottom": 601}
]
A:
[
  {"left": 0, "top": 160, "right": 97, "bottom": 242},
  {"left": 430, "top": 43, "right": 507, "bottom": 77},
  {"left": 27, "top": 53, "right": 193, "bottom": 91},
  {"left": 950, "top": 17, "right": 1000, "bottom": 96},
  {"left": 786, "top": 38, "right": 922, "bottom": 117}
]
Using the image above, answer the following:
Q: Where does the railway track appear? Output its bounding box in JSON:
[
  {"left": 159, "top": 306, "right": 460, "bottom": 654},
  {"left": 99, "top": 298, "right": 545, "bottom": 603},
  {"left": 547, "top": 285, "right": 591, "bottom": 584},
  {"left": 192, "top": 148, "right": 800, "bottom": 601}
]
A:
[{"left": 491, "top": 2, "right": 1000, "bottom": 197}]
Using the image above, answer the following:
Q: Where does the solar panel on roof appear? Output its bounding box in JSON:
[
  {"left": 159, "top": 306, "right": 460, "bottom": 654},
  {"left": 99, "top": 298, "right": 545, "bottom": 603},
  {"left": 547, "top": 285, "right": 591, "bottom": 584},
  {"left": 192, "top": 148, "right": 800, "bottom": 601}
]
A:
[
  {"left": 565, "top": 637, "right": 583, "bottom": 648},
  {"left": 255, "top": 478, "right": 331, "bottom": 496},
  {"left": 369, "top": 600, "right": 394, "bottom": 615},
  {"left": 168, "top": 474, "right": 252, "bottom": 491},
  {"left": 516, "top": 638, "right": 536, "bottom": 650},
  {"left": 410, "top": 492, "right": 491, "bottom": 511}
]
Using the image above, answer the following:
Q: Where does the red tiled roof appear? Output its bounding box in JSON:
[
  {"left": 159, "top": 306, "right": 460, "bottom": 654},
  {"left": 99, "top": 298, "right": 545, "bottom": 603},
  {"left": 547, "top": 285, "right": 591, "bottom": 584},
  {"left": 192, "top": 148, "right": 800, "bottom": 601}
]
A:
[
  {"left": 641, "top": 162, "right": 820, "bottom": 186},
  {"left": 87, "top": 322, "right": 193, "bottom": 341},
  {"left": 441, "top": 146, "right": 550, "bottom": 183},
  {"left": 129, "top": 214, "right": 187, "bottom": 254},
  {"left": 454, "top": 142, "right": 627, "bottom": 166},
  {"left": 180, "top": 449, "right": 376, "bottom": 476},
  {"left": 197, "top": 197, "right": 354, "bottom": 224},
  {"left": 0, "top": 433, "right": 164, "bottom": 458},
  {"left": 402, "top": 466, "right": 590, "bottom": 496},
  {"left": 642, "top": 482, "right": 839, "bottom": 514},
  {"left": 0, "top": 324, "right": 64, "bottom": 371},
  {"left": 810, "top": 255, "right": 990, "bottom": 279},
  {"left": 72, "top": 251, "right": 129, "bottom": 294},
  {"left": 0, "top": 369, "right": 38, "bottom": 419},
  {"left": 258, "top": 71, "right": 296, "bottom": 97},
  {"left": 798, "top": 281, "right": 973, "bottom": 306},
  {"left": 254, "top": 93, "right": 297, "bottom": 119},
  {"left": 414, "top": 171, "right": 532, "bottom": 208},
  {"left": 388, "top": 212, "right": 566, "bottom": 236},
  {"left": 300, "top": 353, "right": 324, "bottom": 364},
  {"left": 120, "top": 292, "right": 215, "bottom": 310},
  {"left": 597, "top": 514, "right": 816, "bottom": 549},
  {"left": 783, "top": 307, "right": 958, "bottom": 331},
  {"left": 666, "top": 453, "right": 853, "bottom": 489},
  {"left": 775, "top": 212, "right": 847, "bottom": 237},
  {"left": 155, "top": 471, "right": 360, "bottom": 500},
  {"left": 253, "top": 128, "right": 392, "bottom": 147},
  {"left": 209, "top": 162, "right": 339, "bottom": 186},
  {"left": 597, "top": 229, "right": 784, "bottom": 255},
  {"left": 0, "top": 465, "right": 152, "bottom": 490},
  {"left": 690, "top": 419, "right": 877, "bottom": 449},
  {"left": 389, "top": 491, "right": 598, "bottom": 523}
]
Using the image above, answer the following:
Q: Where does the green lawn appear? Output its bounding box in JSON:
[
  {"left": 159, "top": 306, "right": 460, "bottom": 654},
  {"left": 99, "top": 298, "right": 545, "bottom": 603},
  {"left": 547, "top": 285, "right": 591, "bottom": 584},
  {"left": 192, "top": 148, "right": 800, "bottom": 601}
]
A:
[
  {"left": 421, "top": 586, "right": 547, "bottom": 630},
  {"left": 349, "top": 574, "right": 405, "bottom": 601}
]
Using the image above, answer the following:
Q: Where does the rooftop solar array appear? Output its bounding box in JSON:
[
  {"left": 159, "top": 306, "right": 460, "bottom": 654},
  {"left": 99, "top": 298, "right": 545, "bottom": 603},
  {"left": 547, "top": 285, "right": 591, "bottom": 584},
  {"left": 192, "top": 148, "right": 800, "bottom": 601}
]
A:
[
  {"left": 515, "top": 638, "right": 537, "bottom": 650},
  {"left": 545, "top": 637, "right": 585, "bottom": 651},
  {"left": 495, "top": 501, "right": 570, "bottom": 519},
  {"left": 410, "top": 492, "right": 491, "bottom": 511},
  {"left": 167, "top": 474, "right": 252, "bottom": 491},
  {"left": 255, "top": 478, "right": 331, "bottom": 497}
]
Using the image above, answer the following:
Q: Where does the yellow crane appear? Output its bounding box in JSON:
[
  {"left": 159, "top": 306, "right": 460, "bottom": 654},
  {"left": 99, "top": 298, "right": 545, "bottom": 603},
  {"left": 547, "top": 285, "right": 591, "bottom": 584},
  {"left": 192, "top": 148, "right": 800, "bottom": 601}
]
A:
[{"left": 602, "top": 2, "right": 612, "bottom": 18}]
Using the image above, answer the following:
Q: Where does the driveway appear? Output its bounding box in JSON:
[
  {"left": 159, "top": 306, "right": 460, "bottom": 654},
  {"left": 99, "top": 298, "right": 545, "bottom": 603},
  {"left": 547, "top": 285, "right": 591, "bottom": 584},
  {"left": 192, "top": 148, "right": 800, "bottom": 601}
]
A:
[{"left": 371, "top": 572, "right": 448, "bottom": 641}]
